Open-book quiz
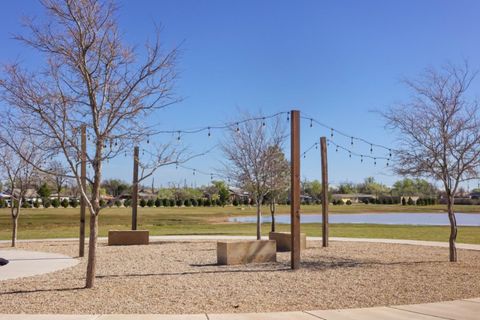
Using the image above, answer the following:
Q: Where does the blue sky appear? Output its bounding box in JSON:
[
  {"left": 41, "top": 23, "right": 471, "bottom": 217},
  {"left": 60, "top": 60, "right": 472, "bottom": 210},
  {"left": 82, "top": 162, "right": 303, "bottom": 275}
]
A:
[{"left": 1, "top": 0, "right": 479, "bottom": 189}]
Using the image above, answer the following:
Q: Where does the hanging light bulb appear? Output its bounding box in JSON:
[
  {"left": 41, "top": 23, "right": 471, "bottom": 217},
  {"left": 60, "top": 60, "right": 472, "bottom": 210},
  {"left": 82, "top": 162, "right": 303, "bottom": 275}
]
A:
[
  {"left": 351, "top": 137, "right": 354, "bottom": 146},
  {"left": 177, "top": 131, "right": 181, "bottom": 141},
  {"left": 387, "top": 161, "right": 389, "bottom": 166},
  {"left": 303, "top": 154, "right": 306, "bottom": 159},
  {"left": 310, "top": 118, "right": 313, "bottom": 128},
  {"left": 374, "top": 158, "right": 377, "bottom": 166},
  {"left": 349, "top": 151, "right": 351, "bottom": 158},
  {"left": 175, "top": 162, "right": 178, "bottom": 170},
  {"left": 124, "top": 151, "right": 127, "bottom": 157},
  {"left": 389, "top": 149, "right": 392, "bottom": 158},
  {"left": 236, "top": 123, "right": 240, "bottom": 133},
  {"left": 335, "top": 146, "right": 338, "bottom": 152},
  {"left": 315, "top": 143, "right": 318, "bottom": 150},
  {"left": 287, "top": 112, "right": 290, "bottom": 121},
  {"left": 210, "top": 173, "right": 213, "bottom": 180},
  {"left": 330, "top": 128, "right": 334, "bottom": 138},
  {"left": 142, "top": 149, "right": 145, "bottom": 156},
  {"left": 370, "top": 144, "right": 373, "bottom": 153},
  {"left": 208, "top": 127, "right": 211, "bottom": 137},
  {"left": 147, "top": 135, "right": 150, "bottom": 144},
  {"left": 262, "top": 117, "right": 266, "bottom": 126},
  {"left": 193, "top": 169, "right": 196, "bottom": 176},
  {"left": 361, "top": 155, "right": 363, "bottom": 163}
]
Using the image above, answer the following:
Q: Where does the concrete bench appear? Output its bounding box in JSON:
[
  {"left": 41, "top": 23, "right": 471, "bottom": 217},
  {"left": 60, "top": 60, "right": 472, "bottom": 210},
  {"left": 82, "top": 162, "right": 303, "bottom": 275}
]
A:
[
  {"left": 108, "top": 230, "right": 149, "bottom": 246},
  {"left": 269, "top": 232, "right": 307, "bottom": 252},
  {"left": 217, "top": 240, "right": 276, "bottom": 265}
]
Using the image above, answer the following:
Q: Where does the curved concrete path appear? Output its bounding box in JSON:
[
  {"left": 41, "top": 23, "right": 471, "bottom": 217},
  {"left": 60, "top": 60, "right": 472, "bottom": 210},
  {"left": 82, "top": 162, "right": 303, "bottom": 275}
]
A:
[
  {"left": 0, "top": 249, "right": 79, "bottom": 281},
  {"left": 0, "top": 236, "right": 478, "bottom": 319}
]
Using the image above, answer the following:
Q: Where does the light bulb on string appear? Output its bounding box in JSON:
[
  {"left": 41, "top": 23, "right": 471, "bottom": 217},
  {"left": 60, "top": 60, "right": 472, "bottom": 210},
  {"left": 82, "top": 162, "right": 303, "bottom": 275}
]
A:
[
  {"left": 208, "top": 127, "right": 211, "bottom": 137},
  {"left": 262, "top": 117, "right": 266, "bottom": 126},
  {"left": 370, "top": 144, "right": 373, "bottom": 153},
  {"left": 360, "top": 155, "right": 363, "bottom": 163},
  {"left": 236, "top": 123, "right": 240, "bottom": 133},
  {"left": 177, "top": 131, "right": 181, "bottom": 141},
  {"left": 210, "top": 173, "right": 213, "bottom": 180},
  {"left": 193, "top": 169, "right": 196, "bottom": 176},
  {"left": 374, "top": 158, "right": 377, "bottom": 166},
  {"left": 389, "top": 149, "right": 392, "bottom": 158},
  {"left": 175, "top": 162, "right": 178, "bottom": 170},
  {"left": 142, "top": 149, "right": 145, "bottom": 156},
  {"left": 350, "top": 137, "right": 354, "bottom": 146},
  {"left": 330, "top": 128, "right": 334, "bottom": 138},
  {"left": 315, "top": 143, "right": 318, "bottom": 150},
  {"left": 147, "top": 135, "right": 150, "bottom": 144},
  {"left": 349, "top": 151, "right": 351, "bottom": 158},
  {"left": 309, "top": 118, "right": 313, "bottom": 128},
  {"left": 303, "top": 154, "right": 306, "bottom": 159},
  {"left": 335, "top": 146, "right": 338, "bottom": 152},
  {"left": 287, "top": 112, "right": 290, "bottom": 121}
]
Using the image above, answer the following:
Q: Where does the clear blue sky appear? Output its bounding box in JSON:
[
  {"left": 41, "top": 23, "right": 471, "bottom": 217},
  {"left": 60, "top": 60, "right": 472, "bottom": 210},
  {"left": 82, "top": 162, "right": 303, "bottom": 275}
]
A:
[{"left": 1, "top": 0, "right": 479, "bottom": 189}]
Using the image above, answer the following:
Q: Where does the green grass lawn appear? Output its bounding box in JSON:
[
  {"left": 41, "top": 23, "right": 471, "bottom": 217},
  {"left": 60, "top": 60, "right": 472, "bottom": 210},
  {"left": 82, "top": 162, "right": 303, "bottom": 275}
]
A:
[{"left": 0, "top": 205, "right": 479, "bottom": 243}]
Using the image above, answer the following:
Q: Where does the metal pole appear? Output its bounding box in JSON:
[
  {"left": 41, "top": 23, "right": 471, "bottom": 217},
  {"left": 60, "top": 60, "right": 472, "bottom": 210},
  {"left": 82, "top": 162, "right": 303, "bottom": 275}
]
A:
[
  {"left": 290, "top": 110, "right": 301, "bottom": 269},
  {"left": 132, "top": 146, "right": 139, "bottom": 230},
  {"left": 79, "top": 125, "right": 86, "bottom": 257},
  {"left": 320, "top": 137, "right": 329, "bottom": 247}
]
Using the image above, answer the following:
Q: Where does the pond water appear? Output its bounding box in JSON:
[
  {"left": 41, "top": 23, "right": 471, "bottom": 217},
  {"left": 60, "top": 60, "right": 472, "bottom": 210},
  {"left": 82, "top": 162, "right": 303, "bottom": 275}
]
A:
[{"left": 228, "top": 213, "right": 480, "bottom": 226}]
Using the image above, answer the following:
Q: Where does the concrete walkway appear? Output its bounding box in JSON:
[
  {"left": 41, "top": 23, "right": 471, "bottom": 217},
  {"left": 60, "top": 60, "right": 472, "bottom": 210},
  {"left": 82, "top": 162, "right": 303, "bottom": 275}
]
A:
[
  {"left": 0, "top": 249, "right": 79, "bottom": 281},
  {"left": 0, "top": 299, "right": 479, "bottom": 319},
  {"left": 0, "top": 236, "right": 479, "bottom": 319}
]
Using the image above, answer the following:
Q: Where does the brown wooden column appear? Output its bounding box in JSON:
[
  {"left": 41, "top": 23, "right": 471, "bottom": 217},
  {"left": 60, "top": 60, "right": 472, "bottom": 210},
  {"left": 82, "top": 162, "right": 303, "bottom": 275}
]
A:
[
  {"left": 132, "top": 146, "right": 139, "bottom": 230},
  {"left": 290, "top": 110, "right": 301, "bottom": 269},
  {"left": 79, "top": 124, "right": 86, "bottom": 257},
  {"left": 320, "top": 137, "right": 329, "bottom": 247}
]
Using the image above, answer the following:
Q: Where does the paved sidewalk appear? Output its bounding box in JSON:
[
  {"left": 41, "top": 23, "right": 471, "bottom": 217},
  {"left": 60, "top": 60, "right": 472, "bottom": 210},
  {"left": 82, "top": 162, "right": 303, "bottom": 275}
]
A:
[
  {"left": 0, "top": 298, "right": 479, "bottom": 319},
  {"left": 0, "top": 249, "right": 78, "bottom": 281}
]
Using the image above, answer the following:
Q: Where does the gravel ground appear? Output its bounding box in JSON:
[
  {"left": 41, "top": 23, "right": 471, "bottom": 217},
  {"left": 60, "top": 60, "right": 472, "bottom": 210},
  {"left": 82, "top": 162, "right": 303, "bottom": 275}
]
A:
[{"left": 0, "top": 240, "right": 479, "bottom": 314}]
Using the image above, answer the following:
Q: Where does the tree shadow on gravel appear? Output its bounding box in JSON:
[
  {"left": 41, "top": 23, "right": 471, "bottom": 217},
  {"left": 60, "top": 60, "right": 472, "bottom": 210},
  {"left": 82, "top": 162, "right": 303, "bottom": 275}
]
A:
[
  {"left": 0, "top": 285, "right": 85, "bottom": 295},
  {"left": 298, "top": 257, "right": 447, "bottom": 270}
]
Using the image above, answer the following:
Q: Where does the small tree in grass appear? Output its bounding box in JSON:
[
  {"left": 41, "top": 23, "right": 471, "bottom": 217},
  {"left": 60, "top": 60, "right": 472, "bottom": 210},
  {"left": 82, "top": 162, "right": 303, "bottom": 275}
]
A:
[
  {"left": 147, "top": 199, "right": 155, "bottom": 207},
  {"left": 401, "top": 197, "right": 407, "bottom": 206},
  {"left": 232, "top": 198, "right": 239, "bottom": 206},
  {"left": 114, "top": 200, "right": 122, "bottom": 208},
  {"left": 140, "top": 199, "right": 147, "bottom": 207},
  {"left": 61, "top": 199, "right": 69, "bottom": 208},
  {"left": 197, "top": 198, "right": 204, "bottom": 206},
  {"left": 70, "top": 199, "right": 79, "bottom": 208},
  {"left": 155, "top": 198, "right": 162, "bottom": 207},
  {"left": 43, "top": 199, "right": 51, "bottom": 208},
  {"left": 124, "top": 199, "right": 131, "bottom": 207},
  {"left": 169, "top": 199, "right": 175, "bottom": 207},
  {"left": 52, "top": 198, "right": 60, "bottom": 208}
]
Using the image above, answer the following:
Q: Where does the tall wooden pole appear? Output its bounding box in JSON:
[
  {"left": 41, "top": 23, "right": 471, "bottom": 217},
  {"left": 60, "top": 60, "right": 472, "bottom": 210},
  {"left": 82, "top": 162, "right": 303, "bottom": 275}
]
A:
[
  {"left": 132, "top": 146, "right": 139, "bottom": 230},
  {"left": 79, "top": 125, "right": 86, "bottom": 257},
  {"left": 290, "top": 110, "right": 301, "bottom": 269},
  {"left": 320, "top": 137, "right": 329, "bottom": 247}
]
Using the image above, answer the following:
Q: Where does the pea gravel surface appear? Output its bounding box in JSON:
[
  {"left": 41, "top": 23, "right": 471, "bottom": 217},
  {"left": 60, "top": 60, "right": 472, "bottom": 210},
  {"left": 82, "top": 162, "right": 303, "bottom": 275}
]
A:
[{"left": 0, "top": 240, "right": 479, "bottom": 314}]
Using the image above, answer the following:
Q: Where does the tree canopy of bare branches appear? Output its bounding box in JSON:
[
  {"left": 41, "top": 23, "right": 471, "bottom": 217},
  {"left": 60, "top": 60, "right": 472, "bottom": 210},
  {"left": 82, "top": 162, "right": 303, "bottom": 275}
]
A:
[
  {"left": 0, "top": 0, "right": 180, "bottom": 287},
  {"left": 383, "top": 62, "right": 480, "bottom": 262},
  {"left": 221, "top": 113, "right": 287, "bottom": 239}
]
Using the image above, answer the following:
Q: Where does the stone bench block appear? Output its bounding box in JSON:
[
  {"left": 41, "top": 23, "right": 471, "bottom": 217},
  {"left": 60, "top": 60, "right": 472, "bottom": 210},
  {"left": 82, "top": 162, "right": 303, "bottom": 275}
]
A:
[
  {"left": 108, "top": 230, "right": 149, "bottom": 246},
  {"left": 217, "top": 240, "right": 276, "bottom": 265},
  {"left": 269, "top": 232, "right": 307, "bottom": 252}
]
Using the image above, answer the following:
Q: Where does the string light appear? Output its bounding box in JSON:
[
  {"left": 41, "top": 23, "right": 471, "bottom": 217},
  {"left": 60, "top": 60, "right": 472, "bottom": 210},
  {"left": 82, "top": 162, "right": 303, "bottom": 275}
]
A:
[
  {"left": 361, "top": 155, "right": 363, "bottom": 163},
  {"left": 287, "top": 112, "right": 290, "bottom": 121},
  {"left": 147, "top": 135, "right": 150, "bottom": 144},
  {"left": 236, "top": 123, "right": 240, "bottom": 133},
  {"left": 262, "top": 118, "right": 266, "bottom": 126},
  {"left": 374, "top": 158, "right": 377, "bottom": 166},
  {"left": 208, "top": 127, "right": 211, "bottom": 137},
  {"left": 350, "top": 137, "right": 354, "bottom": 146},
  {"left": 370, "top": 144, "right": 373, "bottom": 153},
  {"left": 177, "top": 131, "right": 181, "bottom": 141},
  {"left": 330, "top": 128, "right": 334, "bottom": 138},
  {"left": 310, "top": 118, "right": 313, "bottom": 128}
]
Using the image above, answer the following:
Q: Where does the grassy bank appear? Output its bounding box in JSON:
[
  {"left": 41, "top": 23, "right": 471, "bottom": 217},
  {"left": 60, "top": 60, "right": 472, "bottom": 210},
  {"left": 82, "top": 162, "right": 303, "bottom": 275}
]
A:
[{"left": 0, "top": 206, "right": 479, "bottom": 243}]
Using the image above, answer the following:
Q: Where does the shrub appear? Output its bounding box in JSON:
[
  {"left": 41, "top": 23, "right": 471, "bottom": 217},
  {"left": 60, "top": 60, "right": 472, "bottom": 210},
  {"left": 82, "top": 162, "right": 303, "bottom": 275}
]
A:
[
  {"left": 139, "top": 198, "right": 147, "bottom": 207},
  {"left": 0, "top": 199, "right": 5, "bottom": 208},
  {"left": 197, "top": 198, "right": 204, "bottom": 206},
  {"left": 407, "top": 197, "right": 414, "bottom": 205},
  {"left": 114, "top": 200, "right": 122, "bottom": 207},
  {"left": 162, "top": 198, "right": 168, "bottom": 207},
  {"left": 204, "top": 198, "right": 212, "bottom": 207},
  {"left": 368, "top": 198, "right": 376, "bottom": 204},
  {"left": 332, "top": 199, "right": 337, "bottom": 205},
  {"left": 70, "top": 199, "right": 79, "bottom": 208},
  {"left": 401, "top": 197, "right": 406, "bottom": 206},
  {"left": 191, "top": 198, "right": 198, "bottom": 207},
  {"left": 147, "top": 199, "right": 155, "bottom": 207},
  {"left": 169, "top": 199, "right": 175, "bottom": 207},
  {"left": 387, "top": 198, "right": 393, "bottom": 205},
  {"left": 362, "top": 198, "right": 369, "bottom": 204},
  {"left": 243, "top": 198, "right": 249, "bottom": 206},
  {"left": 215, "top": 199, "right": 222, "bottom": 206},
  {"left": 346, "top": 200, "right": 352, "bottom": 205},
  {"left": 43, "top": 199, "right": 51, "bottom": 208},
  {"left": 416, "top": 198, "right": 424, "bottom": 206},
  {"left": 61, "top": 198, "right": 69, "bottom": 208},
  {"left": 33, "top": 200, "right": 40, "bottom": 208},
  {"left": 155, "top": 198, "right": 162, "bottom": 207},
  {"left": 21, "top": 201, "right": 30, "bottom": 208},
  {"left": 124, "top": 199, "right": 131, "bottom": 207},
  {"left": 249, "top": 198, "right": 255, "bottom": 206},
  {"left": 232, "top": 198, "right": 239, "bottom": 206},
  {"left": 375, "top": 198, "right": 381, "bottom": 204},
  {"left": 99, "top": 199, "right": 106, "bottom": 207},
  {"left": 52, "top": 198, "right": 60, "bottom": 208},
  {"left": 184, "top": 199, "right": 192, "bottom": 207},
  {"left": 337, "top": 199, "right": 345, "bottom": 205},
  {"left": 176, "top": 199, "right": 182, "bottom": 207}
]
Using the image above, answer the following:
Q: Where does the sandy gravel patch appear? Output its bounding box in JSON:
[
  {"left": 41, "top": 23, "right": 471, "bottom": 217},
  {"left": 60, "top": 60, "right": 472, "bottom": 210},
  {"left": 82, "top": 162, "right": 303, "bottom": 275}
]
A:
[{"left": 0, "top": 240, "right": 479, "bottom": 314}]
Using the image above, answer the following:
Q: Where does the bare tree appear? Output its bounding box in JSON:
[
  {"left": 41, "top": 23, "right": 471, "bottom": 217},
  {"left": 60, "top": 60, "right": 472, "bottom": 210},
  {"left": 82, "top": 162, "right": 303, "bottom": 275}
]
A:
[
  {"left": 221, "top": 113, "right": 286, "bottom": 240},
  {"left": 48, "top": 160, "right": 70, "bottom": 200},
  {"left": 266, "top": 145, "right": 289, "bottom": 232},
  {"left": 0, "top": 0, "right": 179, "bottom": 287},
  {"left": 383, "top": 62, "right": 480, "bottom": 262},
  {"left": 0, "top": 139, "right": 44, "bottom": 247}
]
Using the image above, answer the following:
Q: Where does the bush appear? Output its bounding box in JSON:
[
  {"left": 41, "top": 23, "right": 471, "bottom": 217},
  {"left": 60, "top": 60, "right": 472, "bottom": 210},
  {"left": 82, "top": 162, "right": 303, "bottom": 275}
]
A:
[
  {"left": 169, "top": 199, "right": 175, "bottom": 207},
  {"left": 52, "top": 198, "right": 60, "bottom": 208},
  {"left": 114, "top": 199, "right": 122, "bottom": 207},
  {"left": 176, "top": 199, "right": 182, "bottom": 207},
  {"left": 0, "top": 199, "right": 5, "bottom": 208},
  {"left": 21, "top": 201, "right": 30, "bottom": 208},
  {"left": 191, "top": 198, "right": 198, "bottom": 207},
  {"left": 43, "top": 199, "right": 51, "bottom": 208},
  {"left": 346, "top": 200, "right": 352, "bottom": 205},
  {"left": 124, "top": 199, "right": 131, "bottom": 207},
  {"left": 155, "top": 198, "right": 162, "bottom": 207},
  {"left": 33, "top": 200, "right": 40, "bottom": 208},
  {"left": 204, "top": 198, "right": 212, "bottom": 207},
  {"left": 61, "top": 198, "right": 69, "bottom": 208},
  {"left": 416, "top": 198, "right": 424, "bottom": 206},
  {"left": 147, "top": 199, "right": 155, "bottom": 207},
  {"left": 162, "top": 198, "right": 168, "bottom": 207},
  {"left": 70, "top": 199, "right": 79, "bottom": 208},
  {"left": 407, "top": 197, "right": 414, "bottom": 205},
  {"left": 332, "top": 199, "right": 337, "bottom": 205},
  {"left": 139, "top": 198, "right": 147, "bottom": 207},
  {"left": 232, "top": 198, "right": 239, "bottom": 206},
  {"left": 184, "top": 199, "right": 192, "bottom": 207},
  {"left": 99, "top": 199, "right": 106, "bottom": 207},
  {"left": 401, "top": 197, "right": 407, "bottom": 206},
  {"left": 243, "top": 198, "right": 249, "bottom": 206},
  {"left": 215, "top": 199, "right": 222, "bottom": 206},
  {"left": 197, "top": 198, "right": 204, "bottom": 206},
  {"left": 337, "top": 199, "right": 345, "bottom": 205}
]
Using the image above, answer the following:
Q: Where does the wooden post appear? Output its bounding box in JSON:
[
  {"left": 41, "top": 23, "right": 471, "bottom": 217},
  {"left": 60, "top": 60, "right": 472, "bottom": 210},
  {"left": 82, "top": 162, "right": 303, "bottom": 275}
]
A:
[
  {"left": 290, "top": 110, "right": 301, "bottom": 269},
  {"left": 79, "top": 125, "right": 86, "bottom": 257},
  {"left": 132, "top": 146, "right": 139, "bottom": 230},
  {"left": 320, "top": 137, "right": 329, "bottom": 247}
]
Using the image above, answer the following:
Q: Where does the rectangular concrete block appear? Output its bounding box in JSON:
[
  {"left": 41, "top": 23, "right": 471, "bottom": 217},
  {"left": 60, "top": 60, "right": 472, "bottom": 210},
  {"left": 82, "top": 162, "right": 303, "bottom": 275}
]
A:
[
  {"left": 269, "top": 232, "right": 306, "bottom": 252},
  {"left": 217, "top": 240, "right": 276, "bottom": 265},
  {"left": 108, "top": 230, "right": 149, "bottom": 246}
]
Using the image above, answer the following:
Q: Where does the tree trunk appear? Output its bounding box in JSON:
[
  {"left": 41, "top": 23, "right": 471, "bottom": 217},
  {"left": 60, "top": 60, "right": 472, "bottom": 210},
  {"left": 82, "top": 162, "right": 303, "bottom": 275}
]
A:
[
  {"left": 85, "top": 212, "right": 98, "bottom": 288},
  {"left": 256, "top": 200, "right": 261, "bottom": 240},
  {"left": 270, "top": 200, "right": 276, "bottom": 233},
  {"left": 11, "top": 214, "right": 18, "bottom": 247},
  {"left": 447, "top": 195, "right": 457, "bottom": 262}
]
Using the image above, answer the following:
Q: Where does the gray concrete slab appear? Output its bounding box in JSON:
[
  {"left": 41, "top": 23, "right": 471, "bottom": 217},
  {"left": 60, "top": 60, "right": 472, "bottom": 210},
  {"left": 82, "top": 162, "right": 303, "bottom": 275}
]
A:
[
  {"left": 392, "top": 300, "right": 480, "bottom": 320},
  {"left": 463, "top": 298, "right": 480, "bottom": 303},
  {"left": 208, "top": 311, "right": 319, "bottom": 320},
  {"left": 307, "top": 307, "right": 444, "bottom": 319},
  {"left": 0, "top": 316, "right": 98, "bottom": 320},
  {"left": 98, "top": 315, "right": 207, "bottom": 320},
  {"left": 0, "top": 249, "right": 78, "bottom": 281}
]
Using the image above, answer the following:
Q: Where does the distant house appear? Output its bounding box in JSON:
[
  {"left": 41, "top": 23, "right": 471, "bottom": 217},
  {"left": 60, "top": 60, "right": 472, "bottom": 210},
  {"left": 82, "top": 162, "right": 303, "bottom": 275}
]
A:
[
  {"left": 332, "top": 193, "right": 376, "bottom": 204},
  {"left": 470, "top": 192, "right": 480, "bottom": 200},
  {"left": 229, "top": 187, "right": 249, "bottom": 203}
]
